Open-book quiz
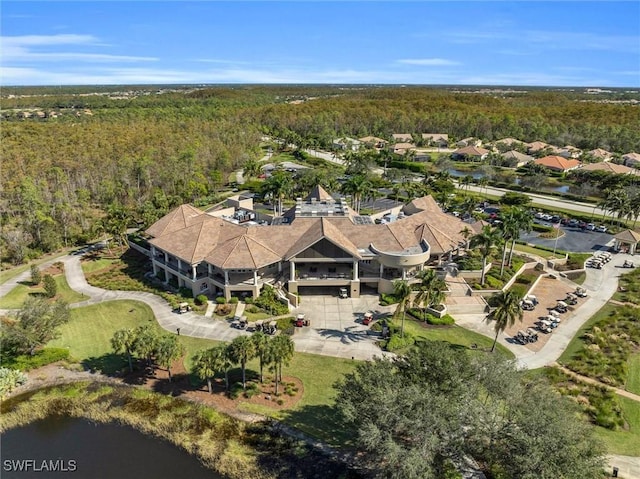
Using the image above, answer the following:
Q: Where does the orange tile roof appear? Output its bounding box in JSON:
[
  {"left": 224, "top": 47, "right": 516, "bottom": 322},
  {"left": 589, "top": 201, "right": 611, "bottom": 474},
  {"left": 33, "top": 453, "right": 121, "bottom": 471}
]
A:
[{"left": 534, "top": 155, "right": 581, "bottom": 171}]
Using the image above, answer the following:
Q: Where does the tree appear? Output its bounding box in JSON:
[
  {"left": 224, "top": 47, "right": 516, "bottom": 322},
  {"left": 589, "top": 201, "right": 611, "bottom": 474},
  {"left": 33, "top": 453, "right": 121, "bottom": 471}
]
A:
[
  {"left": 192, "top": 348, "right": 218, "bottom": 393},
  {"left": 341, "top": 174, "right": 372, "bottom": 214},
  {"left": 155, "top": 334, "right": 185, "bottom": 382},
  {"left": 4, "top": 297, "right": 70, "bottom": 355},
  {"left": 499, "top": 191, "right": 531, "bottom": 207},
  {"left": 111, "top": 328, "right": 137, "bottom": 372},
  {"left": 261, "top": 171, "right": 293, "bottom": 216},
  {"left": 268, "top": 334, "right": 294, "bottom": 395},
  {"left": 392, "top": 279, "right": 412, "bottom": 338},
  {"left": 43, "top": 274, "right": 57, "bottom": 298},
  {"left": 487, "top": 290, "right": 524, "bottom": 352},
  {"left": 251, "top": 331, "right": 271, "bottom": 383},
  {"left": 228, "top": 336, "right": 256, "bottom": 391},
  {"left": 30, "top": 264, "right": 41, "bottom": 285},
  {"left": 412, "top": 269, "right": 446, "bottom": 311},
  {"left": 470, "top": 225, "right": 502, "bottom": 286},
  {"left": 335, "top": 341, "right": 605, "bottom": 479},
  {"left": 242, "top": 157, "right": 262, "bottom": 179},
  {"left": 132, "top": 325, "right": 159, "bottom": 368},
  {"left": 508, "top": 207, "right": 533, "bottom": 266}
]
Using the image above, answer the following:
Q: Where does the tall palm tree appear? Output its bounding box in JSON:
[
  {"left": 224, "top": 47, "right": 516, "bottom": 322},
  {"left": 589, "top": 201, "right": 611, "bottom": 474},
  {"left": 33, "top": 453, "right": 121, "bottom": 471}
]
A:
[
  {"left": 341, "top": 174, "right": 372, "bottom": 214},
  {"left": 460, "top": 175, "right": 473, "bottom": 196},
  {"left": 243, "top": 157, "right": 262, "bottom": 180},
  {"left": 470, "top": 225, "right": 502, "bottom": 286},
  {"left": 392, "top": 279, "right": 412, "bottom": 338},
  {"left": 413, "top": 269, "right": 446, "bottom": 312},
  {"left": 262, "top": 171, "right": 293, "bottom": 216},
  {"left": 269, "top": 335, "right": 295, "bottom": 395},
  {"left": 192, "top": 347, "right": 219, "bottom": 394},
  {"left": 498, "top": 208, "right": 519, "bottom": 277},
  {"left": 459, "top": 226, "right": 473, "bottom": 250},
  {"left": 627, "top": 192, "right": 640, "bottom": 227},
  {"left": 478, "top": 176, "right": 489, "bottom": 200},
  {"left": 111, "top": 328, "right": 137, "bottom": 373},
  {"left": 228, "top": 336, "right": 256, "bottom": 391},
  {"left": 155, "top": 334, "right": 185, "bottom": 383},
  {"left": 487, "top": 290, "right": 524, "bottom": 352},
  {"left": 508, "top": 207, "right": 533, "bottom": 266},
  {"left": 251, "top": 331, "right": 271, "bottom": 384}
]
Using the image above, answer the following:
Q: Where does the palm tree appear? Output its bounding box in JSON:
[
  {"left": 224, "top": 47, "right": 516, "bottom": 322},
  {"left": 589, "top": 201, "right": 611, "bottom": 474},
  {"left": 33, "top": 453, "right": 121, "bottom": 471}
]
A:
[
  {"left": 262, "top": 171, "right": 293, "bottom": 216},
  {"left": 192, "top": 347, "right": 219, "bottom": 394},
  {"left": 470, "top": 225, "right": 502, "bottom": 286},
  {"left": 228, "top": 336, "right": 256, "bottom": 391},
  {"left": 459, "top": 226, "right": 473, "bottom": 250},
  {"left": 251, "top": 331, "right": 271, "bottom": 383},
  {"left": 487, "top": 290, "right": 524, "bottom": 352},
  {"left": 133, "top": 325, "right": 159, "bottom": 368},
  {"left": 269, "top": 335, "right": 294, "bottom": 395},
  {"left": 478, "top": 176, "right": 489, "bottom": 200},
  {"left": 413, "top": 269, "right": 446, "bottom": 312},
  {"left": 508, "top": 207, "right": 533, "bottom": 266},
  {"left": 460, "top": 175, "right": 473, "bottom": 196},
  {"left": 341, "top": 174, "right": 372, "bottom": 214},
  {"left": 627, "top": 192, "right": 640, "bottom": 227},
  {"left": 392, "top": 279, "right": 412, "bottom": 338},
  {"left": 243, "top": 157, "right": 262, "bottom": 179},
  {"left": 155, "top": 334, "right": 185, "bottom": 382},
  {"left": 111, "top": 328, "right": 137, "bottom": 373},
  {"left": 498, "top": 208, "right": 519, "bottom": 277}
]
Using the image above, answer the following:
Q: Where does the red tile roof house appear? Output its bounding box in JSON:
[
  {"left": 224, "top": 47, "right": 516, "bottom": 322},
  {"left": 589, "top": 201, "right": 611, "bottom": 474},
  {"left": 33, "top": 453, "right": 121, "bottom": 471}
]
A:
[
  {"left": 534, "top": 155, "right": 581, "bottom": 172},
  {"left": 143, "top": 187, "right": 474, "bottom": 301}
]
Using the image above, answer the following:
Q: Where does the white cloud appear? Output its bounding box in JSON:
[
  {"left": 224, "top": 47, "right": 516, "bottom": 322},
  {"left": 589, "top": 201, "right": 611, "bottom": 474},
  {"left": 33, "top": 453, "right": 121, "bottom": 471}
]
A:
[
  {"left": 2, "top": 34, "right": 98, "bottom": 47},
  {"left": 397, "top": 58, "right": 461, "bottom": 66}
]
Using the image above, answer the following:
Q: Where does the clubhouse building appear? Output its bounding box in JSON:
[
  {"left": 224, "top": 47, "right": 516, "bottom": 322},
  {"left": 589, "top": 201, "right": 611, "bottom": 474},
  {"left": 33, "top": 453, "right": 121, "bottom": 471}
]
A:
[{"left": 144, "top": 186, "right": 472, "bottom": 304}]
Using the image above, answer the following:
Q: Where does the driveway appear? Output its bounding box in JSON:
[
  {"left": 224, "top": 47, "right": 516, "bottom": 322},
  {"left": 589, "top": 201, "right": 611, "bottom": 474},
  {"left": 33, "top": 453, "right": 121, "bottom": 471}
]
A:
[{"left": 520, "top": 226, "right": 614, "bottom": 253}]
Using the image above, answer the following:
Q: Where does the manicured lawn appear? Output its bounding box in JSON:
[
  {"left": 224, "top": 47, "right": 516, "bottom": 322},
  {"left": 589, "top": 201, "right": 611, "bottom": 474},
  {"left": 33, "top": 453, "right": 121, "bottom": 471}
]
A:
[
  {"left": 593, "top": 396, "right": 640, "bottom": 456},
  {"left": 514, "top": 243, "right": 561, "bottom": 259},
  {"left": 627, "top": 354, "right": 640, "bottom": 396},
  {"left": 0, "top": 274, "right": 88, "bottom": 309},
  {"left": 401, "top": 320, "right": 515, "bottom": 358},
  {"left": 0, "top": 250, "right": 71, "bottom": 285},
  {"left": 80, "top": 257, "right": 121, "bottom": 275},
  {"left": 557, "top": 303, "right": 616, "bottom": 364}
]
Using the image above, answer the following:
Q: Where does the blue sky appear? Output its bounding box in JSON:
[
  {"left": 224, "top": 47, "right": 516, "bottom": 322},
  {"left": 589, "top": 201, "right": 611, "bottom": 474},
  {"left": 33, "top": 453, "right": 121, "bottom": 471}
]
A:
[{"left": 2, "top": 1, "right": 639, "bottom": 87}]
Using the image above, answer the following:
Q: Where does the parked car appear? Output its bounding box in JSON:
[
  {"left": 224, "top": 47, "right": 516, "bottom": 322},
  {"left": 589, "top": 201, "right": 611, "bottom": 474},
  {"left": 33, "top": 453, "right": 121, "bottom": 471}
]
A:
[
  {"left": 586, "top": 223, "right": 596, "bottom": 231},
  {"left": 596, "top": 225, "right": 608, "bottom": 233},
  {"left": 567, "top": 219, "right": 579, "bottom": 227}
]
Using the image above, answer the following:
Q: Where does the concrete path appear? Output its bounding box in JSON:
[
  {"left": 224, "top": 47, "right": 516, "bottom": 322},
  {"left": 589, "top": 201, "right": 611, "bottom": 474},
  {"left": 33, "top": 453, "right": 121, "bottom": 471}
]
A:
[{"left": 554, "top": 364, "right": 640, "bottom": 402}]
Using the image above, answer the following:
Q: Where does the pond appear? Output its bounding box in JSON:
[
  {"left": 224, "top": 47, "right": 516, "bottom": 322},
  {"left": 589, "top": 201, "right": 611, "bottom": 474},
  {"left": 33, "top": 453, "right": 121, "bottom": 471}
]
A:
[
  {"left": 448, "top": 169, "right": 571, "bottom": 194},
  {"left": 2, "top": 416, "right": 220, "bottom": 479}
]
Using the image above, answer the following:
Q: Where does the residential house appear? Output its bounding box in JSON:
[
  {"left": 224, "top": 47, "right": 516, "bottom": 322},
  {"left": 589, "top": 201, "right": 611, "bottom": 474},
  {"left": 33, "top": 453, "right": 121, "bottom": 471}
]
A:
[
  {"left": 534, "top": 155, "right": 581, "bottom": 172},
  {"left": 456, "top": 137, "right": 482, "bottom": 148},
  {"left": 332, "top": 137, "right": 361, "bottom": 151},
  {"left": 579, "top": 162, "right": 639, "bottom": 176},
  {"left": 421, "top": 133, "right": 449, "bottom": 148},
  {"left": 452, "top": 146, "right": 490, "bottom": 161},
  {"left": 392, "top": 133, "right": 414, "bottom": 143},
  {"left": 526, "top": 141, "right": 551, "bottom": 155},
  {"left": 587, "top": 148, "right": 613, "bottom": 162},
  {"left": 358, "top": 136, "right": 387, "bottom": 149},
  {"left": 494, "top": 138, "right": 525, "bottom": 148},
  {"left": 557, "top": 145, "right": 582, "bottom": 159},
  {"left": 501, "top": 150, "right": 534, "bottom": 167},
  {"left": 390, "top": 142, "right": 416, "bottom": 155},
  {"left": 622, "top": 152, "right": 640, "bottom": 167},
  {"left": 143, "top": 186, "right": 471, "bottom": 300}
]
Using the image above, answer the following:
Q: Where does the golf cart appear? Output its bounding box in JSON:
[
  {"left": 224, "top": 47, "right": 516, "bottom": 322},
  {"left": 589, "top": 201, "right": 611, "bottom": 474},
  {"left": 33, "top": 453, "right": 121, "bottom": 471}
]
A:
[
  {"left": 266, "top": 320, "right": 278, "bottom": 335},
  {"left": 623, "top": 260, "right": 635, "bottom": 268},
  {"left": 555, "top": 301, "right": 568, "bottom": 313},
  {"left": 362, "top": 311, "right": 374, "bottom": 325},
  {"left": 338, "top": 287, "right": 349, "bottom": 299},
  {"left": 565, "top": 293, "right": 578, "bottom": 305},
  {"left": 178, "top": 302, "right": 192, "bottom": 314},
  {"left": 294, "top": 313, "right": 307, "bottom": 327},
  {"left": 575, "top": 287, "right": 588, "bottom": 298}
]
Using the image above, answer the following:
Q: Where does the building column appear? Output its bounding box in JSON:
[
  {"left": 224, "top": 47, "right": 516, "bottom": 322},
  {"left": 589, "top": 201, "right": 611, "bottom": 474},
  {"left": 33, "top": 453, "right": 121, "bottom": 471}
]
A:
[
  {"left": 254, "top": 270, "right": 258, "bottom": 285},
  {"left": 164, "top": 252, "right": 168, "bottom": 262},
  {"left": 207, "top": 264, "right": 212, "bottom": 276},
  {"left": 290, "top": 261, "right": 295, "bottom": 280},
  {"left": 379, "top": 263, "right": 384, "bottom": 278},
  {"left": 278, "top": 262, "right": 282, "bottom": 273},
  {"left": 177, "top": 259, "right": 182, "bottom": 275},
  {"left": 353, "top": 260, "right": 359, "bottom": 280},
  {"left": 192, "top": 266, "right": 197, "bottom": 281},
  {"left": 402, "top": 268, "right": 407, "bottom": 280},
  {"left": 224, "top": 270, "right": 229, "bottom": 285},
  {"left": 152, "top": 262, "right": 158, "bottom": 275}
]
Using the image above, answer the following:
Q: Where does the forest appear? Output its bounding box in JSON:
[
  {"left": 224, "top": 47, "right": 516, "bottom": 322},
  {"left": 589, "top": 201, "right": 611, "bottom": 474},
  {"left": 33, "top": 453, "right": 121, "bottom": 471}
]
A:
[{"left": 2, "top": 85, "right": 639, "bottom": 265}]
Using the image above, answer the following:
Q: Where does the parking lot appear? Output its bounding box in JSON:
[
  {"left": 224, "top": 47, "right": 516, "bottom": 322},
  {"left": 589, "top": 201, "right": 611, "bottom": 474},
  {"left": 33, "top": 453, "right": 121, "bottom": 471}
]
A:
[{"left": 520, "top": 226, "right": 613, "bottom": 253}]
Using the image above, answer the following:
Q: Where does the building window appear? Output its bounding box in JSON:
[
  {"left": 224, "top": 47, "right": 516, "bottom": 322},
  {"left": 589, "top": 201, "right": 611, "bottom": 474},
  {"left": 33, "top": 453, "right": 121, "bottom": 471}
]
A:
[{"left": 200, "top": 283, "right": 209, "bottom": 291}]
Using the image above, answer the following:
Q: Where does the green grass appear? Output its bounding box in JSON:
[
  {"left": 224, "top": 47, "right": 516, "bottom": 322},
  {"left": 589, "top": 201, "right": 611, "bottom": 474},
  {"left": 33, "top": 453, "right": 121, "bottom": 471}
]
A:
[
  {"left": 593, "top": 396, "right": 640, "bottom": 456},
  {"left": 80, "top": 257, "right": 121, "bottom": 275},
  {"left": 514, "top": 243, "right": 559, "bottom": 259},
  {"left": 0, "top": 274, "right": 89, "bottom": 309},
  {"left": 557, "top": 304, "right": 617, "bottom": 364},
  {"left": 626, "top": 354, "right": 640, "bottom": 396},
  {"left": 401, "top": 320, "right": 515, "bottom": 358},
  {"left": 0, "top": 249, "right": 71, "bottom": 285}
]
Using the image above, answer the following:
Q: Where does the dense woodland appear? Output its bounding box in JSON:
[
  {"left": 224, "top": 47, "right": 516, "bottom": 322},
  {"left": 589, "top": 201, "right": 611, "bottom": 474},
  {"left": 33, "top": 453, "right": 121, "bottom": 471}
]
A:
[{"left": 2, "top": 85, "right": 639, "bottom": 265}]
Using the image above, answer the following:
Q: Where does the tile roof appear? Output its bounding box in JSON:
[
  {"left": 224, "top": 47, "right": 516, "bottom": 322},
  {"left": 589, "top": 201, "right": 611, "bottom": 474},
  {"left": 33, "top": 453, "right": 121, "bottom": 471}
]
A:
[
  {"left": 454, "top": 146, "right": 490, "bottom": 156},
  {"left": 534, "top": 155, "right": 581, "bottom": 171},
  {"left": 588, "top": 148, "right": 613, "bottom": 159},
  {"left": 580, "top": 162, "right": 639, "bottom": 175},
  {"left": 501, "top": 150, "right": 533, "bottom": 163},
  {"left": 614, "top": 229, "right": 640, "bottom": 243},
  {"left": 205, "top": 234, "right": 282, "bottom": 269},
  {"left": 145, "top": 204, "right": 206, "bottom": 238},
  {"left": 392, "top": 133, "right": 413, "bottom": 142},
  {"left": 304, "top": 185, "right": 334, "bottom": 202},
  {"left": 527, "top": 141, "right": 550, "bottom": 152}
]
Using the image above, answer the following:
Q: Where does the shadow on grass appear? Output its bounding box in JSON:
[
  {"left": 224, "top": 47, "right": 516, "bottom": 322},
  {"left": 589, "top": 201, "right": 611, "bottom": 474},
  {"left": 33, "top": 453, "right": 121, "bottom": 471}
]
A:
[
  {"left": 82, "top": 353, "right": 128, "bottom": 376},
  {"left": 277, "top": 403, "right": 356, "bottom": 449}
]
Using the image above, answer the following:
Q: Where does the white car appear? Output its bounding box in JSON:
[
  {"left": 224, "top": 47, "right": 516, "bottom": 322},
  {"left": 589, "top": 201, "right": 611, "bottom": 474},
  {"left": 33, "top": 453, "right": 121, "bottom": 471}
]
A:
[
  {"left": 595, "top": 225, "right": 608, "bottom": 233},
  {"left": 586, "top": 223, "right": 596, "bottom": 231}
]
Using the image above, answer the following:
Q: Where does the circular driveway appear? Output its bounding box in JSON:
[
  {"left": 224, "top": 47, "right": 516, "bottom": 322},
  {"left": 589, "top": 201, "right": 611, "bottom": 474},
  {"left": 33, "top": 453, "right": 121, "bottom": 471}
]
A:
[{"left": 520, "top": 226, "right": 614, "bottom": 253}]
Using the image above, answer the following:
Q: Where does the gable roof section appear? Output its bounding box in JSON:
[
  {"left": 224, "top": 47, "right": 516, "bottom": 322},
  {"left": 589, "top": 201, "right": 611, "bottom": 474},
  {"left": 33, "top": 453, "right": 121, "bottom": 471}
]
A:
[
  {"left": 580, "top": 162, "right": 638, "bottom": 175},
  {"left": 205, "top": 234, "right": 282, "bottom": 269},
  {"left": 304, "top": 185, "right": 334, "bottom": 202},
  {"left": 589, "top": 148, "right": 612, "bottom": 159},
  {"left": 614, "top": 229, "right": 640, "bottom": 243},
  {"left": 534, "top": 155, "right": 581, "bottom": 171},
  {"left": 454, "top": 146, "right": 490, "bottom": 156},
  {"left": 501, "top": 150, "right": 533, "bottom": 163},
  {"left": 284, "top": 217, "right": 362, "bottom": 260},
  {"left": 145, "top": 204, "right": 205, "bottom": 238}
]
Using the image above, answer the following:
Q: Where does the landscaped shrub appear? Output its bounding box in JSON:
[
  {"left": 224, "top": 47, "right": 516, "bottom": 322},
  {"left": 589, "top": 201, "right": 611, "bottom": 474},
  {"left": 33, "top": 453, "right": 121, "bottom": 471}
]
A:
[
  {"left": 246, "top": 305, "right": 260, "bottom": 314},
  {"left": 215, "top": 297, "right": 227, "bottom": 304},
  {"left": 43, "top": 274, "right": 57, "bottom": 298},
  {"left": 229, "top": 297, "right": 239, "bottom": 304},
  {"left": 3, "top": 348, "right": 70, "bottom": 371},
  {"left": 379, "top": 293, "right": 400, "bottom": 306},
  {"left": 216, "top": 304, "right": 232, "bottom": 316},
  {"left": 244, "top": 296, "right": 254, "bottom": 304},
  {"left": 244, "top": 382, "right": 261, "bottom": 399},
  {"left": 386, "top": 332, "right": 415, "bottom": 352},
  {"left": 0, "top": 368, "right": 28, "bottom": 399},
  {"left": 407, "top": 309, "right": 455, "bottom": 325},
  {"left": 30, "top": 264, "right": 42, "bottom": 285},
  {"left": 195, "top": 294, "right": 208, "bottom": 306},
  {"left": 178, "top": 287, "right": 193, "bottom": 299},
  {"left": 532, "top": 223, "right": 553, "bottom": 233}
]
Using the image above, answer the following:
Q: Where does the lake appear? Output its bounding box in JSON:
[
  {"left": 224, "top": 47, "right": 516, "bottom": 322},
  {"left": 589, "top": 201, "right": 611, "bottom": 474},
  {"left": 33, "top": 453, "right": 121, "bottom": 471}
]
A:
[
  {"left": 448, "top": 169, "right": 571, "bottom": 193},
  {"left": 2, "top": 416, "right": 221, "bottom": 479}
]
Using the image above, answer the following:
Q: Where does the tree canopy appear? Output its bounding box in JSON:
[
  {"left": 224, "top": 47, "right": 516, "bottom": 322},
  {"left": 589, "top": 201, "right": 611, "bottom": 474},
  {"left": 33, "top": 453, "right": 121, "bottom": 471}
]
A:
[{"left": 335, "top": 341, "right": 605, "bottom": 479}]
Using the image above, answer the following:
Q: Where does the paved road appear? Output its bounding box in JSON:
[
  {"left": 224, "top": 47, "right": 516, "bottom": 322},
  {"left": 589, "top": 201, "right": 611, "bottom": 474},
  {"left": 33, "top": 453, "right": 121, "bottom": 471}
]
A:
[{"left": 520, "top": 226, "right": 614, "bottom": 253}]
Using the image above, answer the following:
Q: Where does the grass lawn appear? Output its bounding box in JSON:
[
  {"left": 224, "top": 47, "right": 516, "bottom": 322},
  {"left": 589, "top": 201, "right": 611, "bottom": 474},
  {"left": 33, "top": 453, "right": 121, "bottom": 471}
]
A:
[
  {"left": 0, "top": 274, "right": 88, "bottom": 309},
  {"left": 557, "top": 303, "right": 616, "bottom": 364},
  {"left": 626, "top": 354, "right": 640, "bottom": 396},
  {"left": 593, "top": 396, "right": 640, "bottom": 456},
  {"left": 238, "top": 352, "right": 358, "bottom": 446},
  {"left": 401, "top": 320, "right": 515, "bottom": 358},
  {"left": 514, "top": 244, "right": 562, "bottom": 259},
  {"left": 0, "top": 249, "right": 71, "bottom": 285},
  {"left": 80, "top": 257, "right": 121, "bottom": 275}
]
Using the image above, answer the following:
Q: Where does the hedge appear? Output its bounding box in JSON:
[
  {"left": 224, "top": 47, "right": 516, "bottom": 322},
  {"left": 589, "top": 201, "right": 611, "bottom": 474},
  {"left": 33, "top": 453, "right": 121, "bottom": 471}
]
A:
[{"left": 3, "top": 348, "right": 70, "bottom": 371}]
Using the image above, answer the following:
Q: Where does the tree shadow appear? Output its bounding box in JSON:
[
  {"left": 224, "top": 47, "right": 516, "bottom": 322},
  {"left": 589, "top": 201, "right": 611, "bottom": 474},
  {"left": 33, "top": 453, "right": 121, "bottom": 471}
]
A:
[
  {"left": 82, "top": 353, "right": 129, "bottom": 376},
  {"left": 315, "top": 327, "right": 374, "bottom": 344}
]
